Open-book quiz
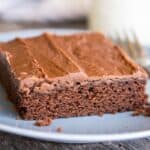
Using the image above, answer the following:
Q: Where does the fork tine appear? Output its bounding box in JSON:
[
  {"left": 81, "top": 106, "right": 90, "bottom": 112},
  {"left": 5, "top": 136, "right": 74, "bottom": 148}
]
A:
[
  {"left": 116, "top": 31, "right": 135, "bottom": 58},
  {"left": 109, "top": 33, "right": 119, "bottom": 45},
  {"left": 123, "top": 31, "right": 138, "bottom": 59},
  {"left": 108, "top": 34, "right": 115, "bottom": 43},
  {"left": 108, "top": 32, "right": 139, "bottom": 60},
  {"left": 108, "top": 33, "right": 121, "bottom": 46},
  {"left": 115, "top": 32, "right": 131, "bottom": 56},
  {"left": 131, "top": 31, "right": 144, "bottom": 58}
]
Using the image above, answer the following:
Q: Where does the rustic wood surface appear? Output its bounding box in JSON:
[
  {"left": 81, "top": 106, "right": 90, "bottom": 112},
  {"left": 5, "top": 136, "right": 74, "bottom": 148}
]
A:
[
  {"left": 0, "top": 131, "right": 150, "bottom": 150},
  {"left": 0, "top": 21, "right": 149, "bottom": 150}
]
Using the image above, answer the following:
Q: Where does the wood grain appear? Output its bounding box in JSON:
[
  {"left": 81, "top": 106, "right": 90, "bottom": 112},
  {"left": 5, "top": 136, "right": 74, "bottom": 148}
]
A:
[{"left": 0, "top": 131, "right": 149, "bottom": 150}]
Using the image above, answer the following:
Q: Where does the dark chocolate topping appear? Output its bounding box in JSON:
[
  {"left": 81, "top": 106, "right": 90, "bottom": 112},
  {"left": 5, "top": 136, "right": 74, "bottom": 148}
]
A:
[{"left": 0, "top": 32, "right": 147, "bottom": 80}]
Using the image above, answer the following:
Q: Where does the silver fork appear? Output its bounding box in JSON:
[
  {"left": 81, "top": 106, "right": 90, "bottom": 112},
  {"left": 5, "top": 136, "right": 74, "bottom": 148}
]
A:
[
  {"left": 110, "top": 32, "right": 150, "bottom": 141},
  {"left": 109, "top": 31, "right": 150, "bottom": 77}
]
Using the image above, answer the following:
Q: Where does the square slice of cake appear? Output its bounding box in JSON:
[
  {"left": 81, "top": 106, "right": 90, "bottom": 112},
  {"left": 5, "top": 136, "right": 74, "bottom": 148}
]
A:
[{"left": 0, "top": 32, "right": 148, "bottom": 120}]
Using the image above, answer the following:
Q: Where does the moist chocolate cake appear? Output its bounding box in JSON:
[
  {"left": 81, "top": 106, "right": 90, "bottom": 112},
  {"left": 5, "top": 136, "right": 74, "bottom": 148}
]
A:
[{"left": 0, "top": 32, "right": 148, "bottom": 120}]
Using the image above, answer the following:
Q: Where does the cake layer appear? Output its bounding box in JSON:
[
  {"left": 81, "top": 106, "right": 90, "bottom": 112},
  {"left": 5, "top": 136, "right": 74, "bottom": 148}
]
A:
[
  {"left": 0, "top": 32, "right": 148, "bottom": 120},
  {"left": 18, "top": 77, "right": 147, "bottom": 119}
]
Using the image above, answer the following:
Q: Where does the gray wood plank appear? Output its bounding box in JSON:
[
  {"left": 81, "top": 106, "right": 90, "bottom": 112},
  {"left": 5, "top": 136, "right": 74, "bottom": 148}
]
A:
[{"left": 0, "top": 131, "right": 149, "bottom": 150}]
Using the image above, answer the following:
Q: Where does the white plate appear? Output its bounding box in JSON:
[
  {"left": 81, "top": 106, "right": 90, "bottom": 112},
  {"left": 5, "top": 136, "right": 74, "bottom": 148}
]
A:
[{"left": 0, "top": 29, "right": 150, "bottom": 143}]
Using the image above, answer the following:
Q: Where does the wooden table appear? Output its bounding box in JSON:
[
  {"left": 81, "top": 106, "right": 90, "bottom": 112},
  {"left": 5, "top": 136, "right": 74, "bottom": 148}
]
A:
[
  {"left": 0, "top": 131, "right": 149, "bottom": 150},
  {"left": 0, "top": 21, "right": 149, "bottom": 150}
]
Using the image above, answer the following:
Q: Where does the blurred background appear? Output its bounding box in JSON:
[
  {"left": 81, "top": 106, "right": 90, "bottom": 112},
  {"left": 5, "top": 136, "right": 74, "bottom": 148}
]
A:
[
  {"left": 0, "top": 0, "right": 91, "bottom": 31},
  {"left": 0, "top": 0, "right": 150, "bottom": 67},
  {"left": 0, "top": 0, "right": 149, "bottom": 43}
]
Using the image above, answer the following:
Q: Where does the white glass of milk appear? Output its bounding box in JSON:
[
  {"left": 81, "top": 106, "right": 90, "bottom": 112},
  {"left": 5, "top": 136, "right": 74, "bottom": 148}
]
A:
[{"left": 88, "top": 0, "right": 150, "bottom": 45}]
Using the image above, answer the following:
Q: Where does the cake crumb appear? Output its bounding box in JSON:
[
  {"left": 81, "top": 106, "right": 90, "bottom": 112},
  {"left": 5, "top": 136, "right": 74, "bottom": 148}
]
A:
[
  {"left": 132, "top": 105, "right": 150, "bottom": 117},
  {"left": 56, "top": 127, "right": 62, "bottom": 132},
  {"left": 35, "top": 117, "right": 52, "bottom": 126}
]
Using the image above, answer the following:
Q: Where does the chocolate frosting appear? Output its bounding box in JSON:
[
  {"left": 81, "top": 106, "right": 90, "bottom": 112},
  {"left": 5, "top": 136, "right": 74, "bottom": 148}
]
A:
[
  {"left": 52, "top": 33, "right": 137, "bottom": 76},
  {"left": 24, "top": 34, "right": 79, "bottom": 78},
  {"left": 0, "top": 32, "right": 146, "bottom": 84},
  {"left": 0, "top": 38, "right": 43, "bottom": 77}
]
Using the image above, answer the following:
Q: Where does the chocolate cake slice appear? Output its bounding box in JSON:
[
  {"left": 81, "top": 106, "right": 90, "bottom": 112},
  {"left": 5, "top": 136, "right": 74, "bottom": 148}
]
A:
[{"left": 0, "top": 32, "right": 148, "bottom": 120}]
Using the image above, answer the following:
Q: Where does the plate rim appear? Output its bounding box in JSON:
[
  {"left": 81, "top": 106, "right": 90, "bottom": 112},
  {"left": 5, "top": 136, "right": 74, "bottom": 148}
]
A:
[
  {"left": 0, "top": 122, "right": 150, "bottom": 143},
  {"left": 0, "top": 28, "right": 150, "bottom": 143}
]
